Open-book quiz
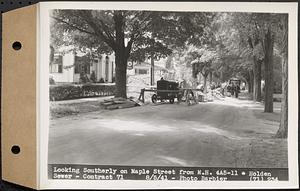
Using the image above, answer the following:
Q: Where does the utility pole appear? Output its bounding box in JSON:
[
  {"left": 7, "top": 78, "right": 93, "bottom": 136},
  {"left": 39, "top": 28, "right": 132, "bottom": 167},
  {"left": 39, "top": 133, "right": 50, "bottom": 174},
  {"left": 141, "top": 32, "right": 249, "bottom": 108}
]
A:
[{"left": 150, "top": 55, "right": 155, "bottom": 86}]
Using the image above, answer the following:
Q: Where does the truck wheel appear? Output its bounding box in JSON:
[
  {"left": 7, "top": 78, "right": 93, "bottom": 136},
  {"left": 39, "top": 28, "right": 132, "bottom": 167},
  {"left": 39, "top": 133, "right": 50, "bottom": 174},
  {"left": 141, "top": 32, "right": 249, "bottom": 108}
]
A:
[{"left": 152, "top": 94, "right": 158, "bottom": 104}]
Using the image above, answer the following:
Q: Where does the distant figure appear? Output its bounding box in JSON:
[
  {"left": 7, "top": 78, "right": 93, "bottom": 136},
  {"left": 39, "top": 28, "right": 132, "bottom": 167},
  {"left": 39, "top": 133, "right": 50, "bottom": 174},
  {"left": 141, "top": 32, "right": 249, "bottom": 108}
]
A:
[
  {"left": 230, "top": 84, "right": 235, "bottom": 96},
  {"left": 221, "top": 82, "right": 226, "bottom": 96},
  {"left": 235, "top": 85, "right": 240, "bottom": 98},
  {"left": 160, "top": 77, "right": 164, "bottom": 80},
  {"left": 195, "top": 82, "right": 204, "bottom": 102},
  {"left": 241, "top": 82, "right": 246, "bottom": 90},
  {"left": 261, "top": 80, "right": 265, "bottom": 93}
]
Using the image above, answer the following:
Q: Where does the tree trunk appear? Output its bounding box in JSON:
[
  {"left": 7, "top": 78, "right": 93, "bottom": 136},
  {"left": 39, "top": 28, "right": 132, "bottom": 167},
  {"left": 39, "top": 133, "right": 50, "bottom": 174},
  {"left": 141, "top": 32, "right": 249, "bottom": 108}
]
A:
[
  {"left": 276, "top": 15, "right": 288, "bottom": 138},
  {"left": 150, "top": 56, "right": 155, "bottom": 85},
  {"left": 203, "top": 74, "right": 208, "bottom": 93},
  {"left": 209, "top": 71, "right": 212, "bottom": 85},
  {"left": 113, "top": 12, "right": 128, "bottom": 98},
  {"left": 276, "top": 55, "right": 288, "bottom": 138},
  {"left": 220, "top": 71, "right": 223, "bottom": 82},
  {"left": 253, "top": 57, "right": 262, "bottom": 102},
  {"left": 198, "top": 72, "right": 202, "bottom": 84},
  {"left": 114, "top": 50, "right": 128, "bottom": 98},
  {"left": 246, "top": 78, "right": 251, "bottom": 92},
  {"left": 247, "top": 79, "right": 251, "bottom": 94},
  {"left": 245, "top": 71, "right": 251, "bottom": 94},
  {"left": 248, "top": 70, "right": 254, "bottom": 94},
  {"left": 263, "top": 28, "right": 274, "bottom": 112}
]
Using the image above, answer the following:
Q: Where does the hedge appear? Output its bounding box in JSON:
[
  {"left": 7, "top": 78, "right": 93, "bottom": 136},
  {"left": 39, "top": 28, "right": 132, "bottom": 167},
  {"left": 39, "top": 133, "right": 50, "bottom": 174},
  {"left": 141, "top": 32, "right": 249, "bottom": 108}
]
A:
[{"left": 50, "top": 84, "right": 115, "bottom": 101}]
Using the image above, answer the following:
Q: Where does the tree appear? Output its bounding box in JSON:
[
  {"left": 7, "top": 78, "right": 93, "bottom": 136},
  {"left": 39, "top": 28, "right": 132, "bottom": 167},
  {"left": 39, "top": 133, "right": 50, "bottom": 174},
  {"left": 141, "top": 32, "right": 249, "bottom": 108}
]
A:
[
  {"left": 51, "top": 10, "right": 208, "bottom": 98},
  {"left": 262, "top": 26, "right": 275, "bottom": 112},
  {"left": 275, "top": 14, "right": 288, "bottom": 138},
  {"left": 192, "top": 61, "right": 213, "bottom": 93},
  {"left": 218, "top": 12, "right": 283, "bottom": 112},
  {"left": 247, "top": 13, "right": 282, "bottom": 112},
  {"left": 224, "top": 13, "right": 264, "bottom": 102},
  {"left": 50, "top": 14, "right": 112, "bottom": 76},
  {"left": 51, "top": 10, "right": 149, "bottom": 97},
  {"left": 213, "top": 13, "right": 253, "bottom": 93},
  {"left": 180, "top": 13, "right": 222, "bottom": 90},
  {"left": 187, "top": 45, "right": 218, "bottom": 92}
]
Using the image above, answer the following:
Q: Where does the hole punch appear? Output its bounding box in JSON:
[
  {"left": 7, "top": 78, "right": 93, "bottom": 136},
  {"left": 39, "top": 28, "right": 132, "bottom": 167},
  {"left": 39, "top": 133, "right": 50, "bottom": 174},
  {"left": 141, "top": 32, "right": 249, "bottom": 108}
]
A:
[
  {"left": 12, "top": 41, "right": 22, "bottom": 50},
  {"left": 11, "top": 145, "right": 21, "bottom": 154}
]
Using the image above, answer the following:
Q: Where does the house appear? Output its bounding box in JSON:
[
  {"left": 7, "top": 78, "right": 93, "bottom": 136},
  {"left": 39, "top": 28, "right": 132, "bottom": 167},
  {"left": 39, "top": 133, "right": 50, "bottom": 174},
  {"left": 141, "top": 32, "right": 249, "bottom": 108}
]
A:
[
  {"left": 130, "top": 62, "right": 169, "bottom": 77},
  {"left": 50, "top": 50, "right": 115, "bottom": 84}
]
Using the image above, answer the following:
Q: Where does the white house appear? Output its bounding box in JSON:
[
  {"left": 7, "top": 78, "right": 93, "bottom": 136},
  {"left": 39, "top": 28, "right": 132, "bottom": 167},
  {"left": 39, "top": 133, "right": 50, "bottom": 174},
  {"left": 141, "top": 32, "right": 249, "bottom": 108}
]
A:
[
  {"left": 50, "top": 51, "right": 115, "bottom": 84},
  {"left": 127, "top": 62, "right": 169, "bottom": 76}
]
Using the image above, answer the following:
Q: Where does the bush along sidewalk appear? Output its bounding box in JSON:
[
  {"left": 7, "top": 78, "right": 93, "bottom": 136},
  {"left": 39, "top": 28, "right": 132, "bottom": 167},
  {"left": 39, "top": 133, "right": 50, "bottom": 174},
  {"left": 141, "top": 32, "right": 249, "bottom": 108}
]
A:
[{"left": 50, "top": 84, "right": 115, "bottom": 101}]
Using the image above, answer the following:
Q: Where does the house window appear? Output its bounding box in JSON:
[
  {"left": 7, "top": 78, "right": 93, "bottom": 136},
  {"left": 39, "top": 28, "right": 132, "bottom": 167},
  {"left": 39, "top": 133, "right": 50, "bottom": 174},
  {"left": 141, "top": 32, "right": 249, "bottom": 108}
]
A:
[
  {"left": 75, "top": 56, "right": 80, "bottom": 74},
  {"left": 50, "top": 55, "right": 63, "bottom": 73},
  {"left": 58, "top": 64, "right": 63, "bottom": 73},
  {"left": 138, "top": 69, "right": 148, "bottom": 74},
  {"left": 82, "top": 64, "right": 90, "bottom": 74},
  {"left": 75, "top": 56, "right": 91, "bottom": 74},
  {"left": 75, "top": 63, "right": 80, "bottom": 74}
]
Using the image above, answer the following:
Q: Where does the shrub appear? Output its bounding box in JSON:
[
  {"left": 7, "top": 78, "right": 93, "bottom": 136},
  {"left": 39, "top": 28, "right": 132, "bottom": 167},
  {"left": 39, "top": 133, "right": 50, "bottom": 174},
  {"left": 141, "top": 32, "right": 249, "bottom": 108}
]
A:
[
  {"left": 49, "top": 77, "right": 55, "bottom": 85},
  {"left": 50, "top": 84, "right": 115, "bottom": 101},
  {"left": 98, "top": 78, "right": 105, "bottom": 83}
]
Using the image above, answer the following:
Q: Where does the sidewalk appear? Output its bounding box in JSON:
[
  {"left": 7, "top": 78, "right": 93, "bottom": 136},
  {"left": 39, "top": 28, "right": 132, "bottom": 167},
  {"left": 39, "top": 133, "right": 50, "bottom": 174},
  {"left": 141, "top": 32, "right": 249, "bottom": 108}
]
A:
[
  {"left": 51, "top": 96, "right": 114, "bottom": 105},
  {"left": 50, "top": 96, "right": 114, "bottom": 119}
]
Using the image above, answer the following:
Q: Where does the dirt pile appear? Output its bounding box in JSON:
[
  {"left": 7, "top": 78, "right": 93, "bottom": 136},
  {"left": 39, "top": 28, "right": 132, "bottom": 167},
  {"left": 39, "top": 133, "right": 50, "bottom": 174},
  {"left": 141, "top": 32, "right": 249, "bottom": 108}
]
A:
[{"left": 127, "top": 74, "right": 161, "bottom": 101}]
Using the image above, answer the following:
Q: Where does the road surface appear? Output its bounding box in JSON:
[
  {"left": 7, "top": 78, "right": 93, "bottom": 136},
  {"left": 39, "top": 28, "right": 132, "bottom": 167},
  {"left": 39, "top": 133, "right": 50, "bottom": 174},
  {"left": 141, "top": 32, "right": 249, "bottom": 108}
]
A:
[{"left": 49, "top": 97, "right": 287, "bottom": 168}]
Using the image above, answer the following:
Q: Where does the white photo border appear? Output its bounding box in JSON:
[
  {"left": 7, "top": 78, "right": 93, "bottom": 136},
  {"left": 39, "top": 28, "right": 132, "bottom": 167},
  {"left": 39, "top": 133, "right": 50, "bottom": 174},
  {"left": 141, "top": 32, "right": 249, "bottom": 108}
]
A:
[{"left": 38, "top": 1, "right": 298, "bottom": 189}]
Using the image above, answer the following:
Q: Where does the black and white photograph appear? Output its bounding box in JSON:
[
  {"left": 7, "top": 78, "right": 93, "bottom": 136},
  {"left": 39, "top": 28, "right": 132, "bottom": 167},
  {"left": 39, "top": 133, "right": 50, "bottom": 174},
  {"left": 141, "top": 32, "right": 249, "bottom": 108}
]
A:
[{"left": 39, "top": 1, "right": 298, "bottom": 189}]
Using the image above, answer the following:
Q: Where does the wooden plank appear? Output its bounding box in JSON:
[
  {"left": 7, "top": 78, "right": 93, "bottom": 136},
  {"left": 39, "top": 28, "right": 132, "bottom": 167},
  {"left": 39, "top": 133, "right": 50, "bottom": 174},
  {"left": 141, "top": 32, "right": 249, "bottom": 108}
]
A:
[{"left": 106, "top": 102, "right": 137, "bottom": 110}]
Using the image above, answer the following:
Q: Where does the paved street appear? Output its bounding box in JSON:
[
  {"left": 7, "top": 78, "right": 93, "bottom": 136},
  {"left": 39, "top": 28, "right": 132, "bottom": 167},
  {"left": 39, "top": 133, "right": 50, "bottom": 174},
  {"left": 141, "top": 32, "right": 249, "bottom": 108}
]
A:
[{"left": 49, "top": 97, "right": 287, "bottom": 168}]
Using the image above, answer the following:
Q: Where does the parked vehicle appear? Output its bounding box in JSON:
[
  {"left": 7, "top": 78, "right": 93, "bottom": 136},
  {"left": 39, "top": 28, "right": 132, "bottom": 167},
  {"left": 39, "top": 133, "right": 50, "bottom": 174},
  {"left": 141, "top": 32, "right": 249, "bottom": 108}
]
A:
[
  {"left": 151, "top": 78, "right": 182, "bottom": 104},
  {"left": 228, "top": 78, "right": 241, "bottom": 98}
]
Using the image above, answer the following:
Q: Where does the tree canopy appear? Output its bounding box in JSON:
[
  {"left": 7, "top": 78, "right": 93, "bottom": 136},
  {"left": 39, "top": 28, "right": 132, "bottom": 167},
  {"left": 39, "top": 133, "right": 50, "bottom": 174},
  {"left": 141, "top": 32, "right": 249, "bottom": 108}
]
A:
[{"left": 51, "top": 9, "right": 214, "bottom": 97}]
